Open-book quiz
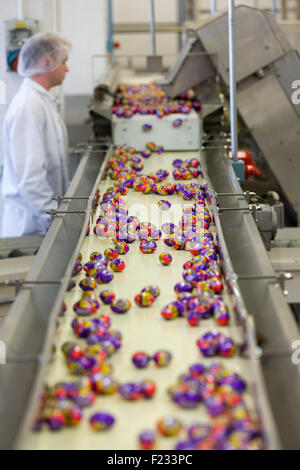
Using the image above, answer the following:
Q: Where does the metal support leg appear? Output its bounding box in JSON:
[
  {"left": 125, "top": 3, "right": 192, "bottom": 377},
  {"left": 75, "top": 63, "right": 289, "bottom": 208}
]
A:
[
  {"left": 107, "top": 0, "right": 114, "bottom": 63},
  {"left": 281, "top": 0, "right": 287, "bottom": 20},
  {"left": 150, "top": 0, "right": 157, "bottom": 55},
  {"left": 177, "top": 0, "right": 186, "bottom": 51},
  {"left": 228, "top": 0, "right": 244, "bottom": 181},
  {"left": 271, "top": 0, "right": 277, "bottom": 16},
  {"left": 228, "top": 0, "right": 237, "bottom": 161},
  {"left": 211, "top": 0, "right": 217, "bottom": 14},
  {"left": 147, "top": 0, "right": 163, "bottom": 72}
]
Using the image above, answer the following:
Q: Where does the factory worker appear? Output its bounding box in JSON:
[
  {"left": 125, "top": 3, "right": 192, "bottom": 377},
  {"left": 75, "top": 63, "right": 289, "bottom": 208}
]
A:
[{"left": 1, "top": 32, "right": 71, "bottom": 237}]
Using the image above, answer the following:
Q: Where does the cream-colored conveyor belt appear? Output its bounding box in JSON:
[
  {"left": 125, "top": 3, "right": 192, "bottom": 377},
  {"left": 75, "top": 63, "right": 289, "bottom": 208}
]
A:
[{"left": 23, "top": 150, "right": 255, "bottom": 450}]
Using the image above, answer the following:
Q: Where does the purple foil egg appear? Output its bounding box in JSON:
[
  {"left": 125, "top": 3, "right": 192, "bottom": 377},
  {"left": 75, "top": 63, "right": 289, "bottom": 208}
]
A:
[
  {"left": 124, "top": 232, "right": 137, "bottom": 243},
  {"left": 173, "top": 118, "right": 183, "bottom": 128},
  {"left": 164, "top": 237, "right": 174, "bottom": 247},
  {"left": 132, "top": 352, "right": 151, "bottom": 369},
  {"left": 131, "top": 156, "right": 142, "bottom": 163},
  {"left": 67, "top": 280, "right": 76, "bottom": 291},
  {"left": 142, "top": 124, "right": 152, "bottom": 132},
  {"left": 219, "top": 336, "right": 235, "bottom": 357},
  {"left": 173, "top": 389, "right": 202, "bottom": 409},
  {"left": 150, "top": 229, "right": 162, "bottom": 240},
  {"left": 189, "top": 363, "right": 206, "bottom": 377},
  {"left": 161, "top": 223, "right": 176, "bottom": 234},
  {"left": 204, "top": 396, "right": 226, "bottom": 417},
  {"left": 110, "top": 299, "right": 131, "bottom": 314},
  {"left": 188, "top": 423, "right": 211, "bottom": 442},
  {"left": 119, "top": 383, "right": 143, "bottom": 400},
  {"left": 108, "top": 336, "right": 121, "bottom": 350},
  {"left": 175, "top": 440, "right": 196, "bottom": 450},
  {"left": 174, "top": 281, "right": 193, "bottom": 294},
  {"left": 79, "top": 277, "right": 97, "bottom": 291},
  {"left": 141, "top": 151, "right": 152, "bottom": 159},
  {"left": 187, "top": 310, "right": 200, "bottom": 327},
  {"left": 72, "top": 262, "right": 82, "bottom": 277},
  {"left": 139, "top": 430, "right": 156, "bottom": 449},
  {"left": 46, "top": 415, "right": 65, "bottom": 431},
  {"left": 90, "top": 412, "right": 115, "bottom": 430},
  {"left": 90, "top": 252, "right": 105, "bottom": 262},
  {"left": 95, "top": 270, "right": 114, "bottom": 284},
  {"left": 219, "top": 373, "right": 246, "bottom": 393},
  {"left": 32, "top": 418, "right": 43, "bottom": 432},
  {"left": 173, "top": 300, "right": 186, "bottom": 317}
]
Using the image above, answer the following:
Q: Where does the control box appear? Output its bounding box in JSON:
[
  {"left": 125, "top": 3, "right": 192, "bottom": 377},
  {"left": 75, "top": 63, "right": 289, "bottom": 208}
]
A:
[{"left": 5, "top": 19, "right": 38, "bottom": 72}]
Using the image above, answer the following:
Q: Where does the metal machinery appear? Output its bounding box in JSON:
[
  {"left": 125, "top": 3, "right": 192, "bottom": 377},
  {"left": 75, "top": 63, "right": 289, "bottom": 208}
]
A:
[
  {"left": 0, "top": 5, "right": 300, "bottom": 451},
  {"left": 159, "top": 5, "right": 300, "bottom": 226}
]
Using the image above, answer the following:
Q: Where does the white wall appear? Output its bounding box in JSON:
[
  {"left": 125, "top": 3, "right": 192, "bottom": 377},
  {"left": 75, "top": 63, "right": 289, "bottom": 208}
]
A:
[
  {"left": 0, "top": 0, "right": 107, "bottom": 167},
  {"left": 113, "top": 0, "right": 178, "bottom": 62},
  {"left": 113, "top": 0, "right": 177, "bottom": 23},
  {"left": 198, "top": 0, "right": 299, "bottom": 20},
  {"left": 59, "top": 0, "right": 106, "bottom": 95},
  {"left": 198, "top": 1, "right": 282, "bottom": 15}
]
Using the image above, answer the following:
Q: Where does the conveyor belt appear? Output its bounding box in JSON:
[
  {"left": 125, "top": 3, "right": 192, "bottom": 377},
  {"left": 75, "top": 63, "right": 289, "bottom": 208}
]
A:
[
  {"left": 1, "top": 68, "right": 298, "bottom": 448},
  {"left": 18, "top": 148, "right": 276, "bottom": 450}
]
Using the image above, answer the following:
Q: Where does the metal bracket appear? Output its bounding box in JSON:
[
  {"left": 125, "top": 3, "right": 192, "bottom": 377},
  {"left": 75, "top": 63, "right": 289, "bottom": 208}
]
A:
[
  {"left": 218, "top": 206, "right": 249, "bottom": 213},
  {"left": 249, "top": 204, "right": 263, "bottom": 223},
  {"left": 0, "top": 279, "right": 63, "bottom": 296},
  {"left": 52, "top": 196, "right": 89, "bottom": 204},
  {"left": 0, "top": 297, "right": 15, "bottom": 305},
  {"left": 6, "top": 354, "right": 55, "bottom": 364},
  {"left": 237, "top": 274, "right": 277, "bottom": 281},
  {"left": 47, "top": 209, "right": 87, "bottom": 223},
  {"left": 218, "top": 204, "right": 262, "bottom": 215},
  {"left": 75, "top": 140, "right": 110, "bottom": 151},
  {"left": 260, "top": 349, "right": 296, "bottom": 358},
  {"left": 232, "top": 271, "right": 293, "bottom": 296},
  {"left": 215, "top": 191, "right": 257, "bottom": 203},
  {"left": 201, "top": 145, "right": 230, "bottom": 150},
  {"left": 276, "top": 271, "right": 293, "bottom": 296}
]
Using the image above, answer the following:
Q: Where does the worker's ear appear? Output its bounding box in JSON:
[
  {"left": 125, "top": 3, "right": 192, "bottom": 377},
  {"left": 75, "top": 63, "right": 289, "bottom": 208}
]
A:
[{"left": 38, "top": 55, "right": 52, "bottom": 71}]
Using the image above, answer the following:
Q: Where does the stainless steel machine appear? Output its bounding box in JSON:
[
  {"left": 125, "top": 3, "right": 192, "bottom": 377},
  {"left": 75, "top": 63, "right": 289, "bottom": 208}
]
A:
[{"left": 159, "top": 5, "right": 300, "bottom": 226}]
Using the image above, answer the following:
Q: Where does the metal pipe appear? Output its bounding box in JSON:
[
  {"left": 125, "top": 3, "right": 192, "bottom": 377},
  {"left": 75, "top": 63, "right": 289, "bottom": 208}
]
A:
[
  {"left": 17, "top": 0, "right": 24, "bottom": 20},
  {"left": 52, "top": 0, "right": 65, "bottom": 119},
  {"left": 211, "top": 0, "right": 217, "bottom": 14},
  {"left": 177, "top": 0, "right": 185, "bottom": 52},
  {"left": 271, "top": 0, "right": 277, "bottom": 16},
  {"left": 150, "top": 0, "right": 157, "bottom": 55},
  {"left": 228, "top": 0, "right": 238, "bottom": 161},
  {"left": 107, "top": 0, "right": 114, "bottom": 56},
  {"left": 52, "top": 0, "right": 58, "bottom": 32}
]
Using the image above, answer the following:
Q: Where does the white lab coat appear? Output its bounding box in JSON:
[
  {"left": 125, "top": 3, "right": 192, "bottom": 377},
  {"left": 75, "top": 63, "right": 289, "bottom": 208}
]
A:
[{"left": 1, "top": 78, "right": 69, "bottom": 237}]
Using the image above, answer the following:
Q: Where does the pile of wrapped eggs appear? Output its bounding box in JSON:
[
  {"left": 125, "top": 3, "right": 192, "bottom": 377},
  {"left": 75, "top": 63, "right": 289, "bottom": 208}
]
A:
[
  {"left": 113, "top": 83, "right": 201, "bottom": 119},
  {"left": 167, "top": 361, "right": 247, "bottom": 414}
]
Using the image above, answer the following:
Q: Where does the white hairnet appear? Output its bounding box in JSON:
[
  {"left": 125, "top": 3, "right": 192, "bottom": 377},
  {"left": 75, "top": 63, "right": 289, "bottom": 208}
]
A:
[{"left": 17, "top": 32, "right": 71, "bottom": 77}]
